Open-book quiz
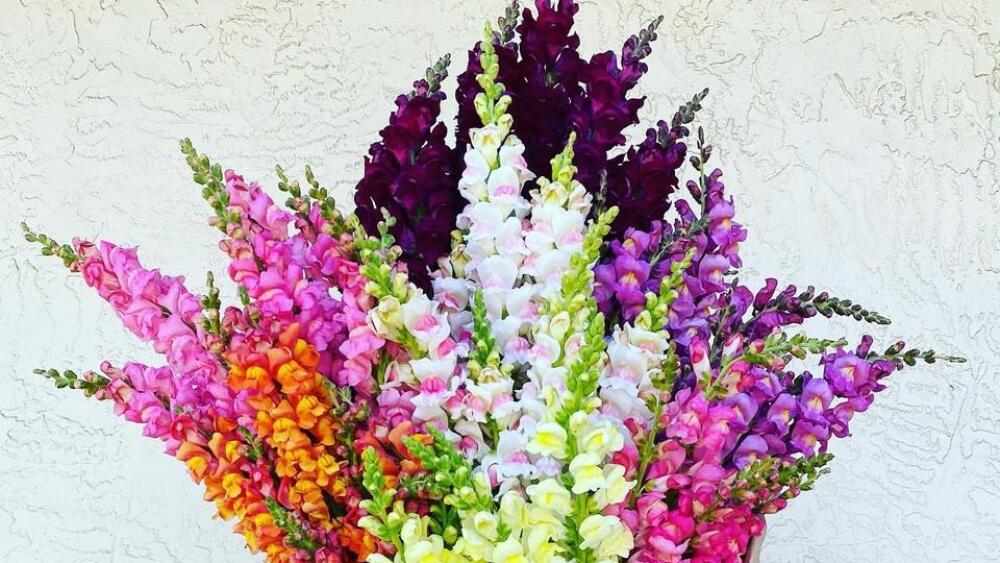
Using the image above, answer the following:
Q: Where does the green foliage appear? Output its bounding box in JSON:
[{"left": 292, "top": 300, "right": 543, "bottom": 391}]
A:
[
  {"left": 548, "top": 207, "right": 618, "bottom": 320},
  {"left": 238, "top": 427, "right": 264, "bottom": 462},
  {"left": 264, "top": 498, "right": 320, "bottom": 552},
  {"left": 709, "top": 333, "right": 847, "bottom": 400},
  {"left": 354, "top": 213, "right": 428, "bottom": 356},
  {"left": 200, "top": 271, "right": 224, "bottom": 338},
  {"left": 359, "top": 447, "right": 404, "bottom": 549},
  {"left": 275, "top": 164, "right": 351, "bottom": 235},
  {"left": 564, "top": 492, "right": 599, "bottom": 563},
  {"left": 635, "top": 248, "right": 695, "bottom": 336},
  {"left": 731, "top": 453, "right": 834, "bottom": 514},
  {"left": 468, "top": 289, "right": 505, "bottom": 445},
  {"left": 777, "top": 452, "right": 834, "bottom": 493},
  {"left": 355, "top": 212, "right": 403, "bottom": 300},
  {"left": 555, "top": 308, "right": 606, "bottom": 431},
  {"left": 363, "top": 431, "right": 487, "bottom": 550},
  {"left": 752, "top": 333, "right": 847, "bottom": 364},
  {"left": 550, "top": 131, "right": 578, "bottom": 186},
  {"left": 468, "top": 289, "right": 499, "bottom": 375},
  {"left": 401, "top": 427, "right": 492, "bottom": 513},
  {"left": 629, "top": 252, "right": 698, "bottom": 504}
]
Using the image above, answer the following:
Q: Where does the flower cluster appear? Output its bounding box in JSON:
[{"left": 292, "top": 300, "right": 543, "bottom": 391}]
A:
[{"left": 24, "top": 2, "right": 962, "bottom": 563}]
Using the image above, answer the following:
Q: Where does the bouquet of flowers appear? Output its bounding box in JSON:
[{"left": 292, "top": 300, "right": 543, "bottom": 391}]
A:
[{"left": 22, "top": 2, "right": 962, "bottom": 562}]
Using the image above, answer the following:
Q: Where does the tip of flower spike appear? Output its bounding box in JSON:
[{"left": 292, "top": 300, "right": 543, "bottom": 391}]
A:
[
  {"left": 623, "top": 15, "right": 665, "bottom": 63},
  {"left": 412, "top": 53, "right": 452, "bottom": 97},
  {"left": 879, "top": 345, "right": 968, "bottom": 368},
  {"left": 482, "top": 21, "right": 495, "bottom": 47},
  {"left": 600, "top": 205, "right": 620, "bottom": 225},
  {"left": 498, "top": 0, "right": 521, "bottom": 43},
  {"left": 473, "top": 26, "right": 509, "bottom": 127},
  {"left": 551, "top": 132, "right": 578, "bottom": 185},
  {"left": 179, "top": 138, "right": 235, "bottom": 232},
  {"left": 672, "top": 88, "right": 710, "bottom": 129},
  {"left": 428, "top": 53, "right": 451, "bottom": 91},
  {"left": 477, "top": 21, "right": 499, "bottom": 71},
  {"left": 22, "top": 224, "right": 81, "bottom": 268},
  {"left": 34, "top": 367, "right": 109, "bottom": 397}
]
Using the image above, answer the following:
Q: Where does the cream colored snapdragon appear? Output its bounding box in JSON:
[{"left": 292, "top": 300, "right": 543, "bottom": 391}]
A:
[
  {"left": 367, "top": 514, "right": 470, "bottom": 563},
  {"left": 450, "top": 487, "right": 571, "bottom": 563}
]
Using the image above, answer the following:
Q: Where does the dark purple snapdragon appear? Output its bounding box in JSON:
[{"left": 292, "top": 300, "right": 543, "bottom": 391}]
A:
[
  {"left": 360, "top": 0, "right": 682, "bottom": 283},
  {"left": 567, "top": 17, "right": 663, "bottom": 192},
  {"left": 354, "top": 56, "right": 462, "bottom": 291},
  {"left": 456, "top": 1, "right": 667, "bottom": 215},
  {"left": 456, "top": 0, "right": 586, "bottom": 175}
]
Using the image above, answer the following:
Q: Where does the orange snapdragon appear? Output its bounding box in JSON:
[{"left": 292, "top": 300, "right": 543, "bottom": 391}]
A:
[
  {"left": 227, "top": 324, "right": 375, "bottom": 559},
  {"left": 176, "top": 432, "right": 299, "bottom": 561}
]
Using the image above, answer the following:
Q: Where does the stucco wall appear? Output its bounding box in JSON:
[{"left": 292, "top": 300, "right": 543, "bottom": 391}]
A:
[{"left": 1, "top": 1, "right": 997, "bottom": 561}]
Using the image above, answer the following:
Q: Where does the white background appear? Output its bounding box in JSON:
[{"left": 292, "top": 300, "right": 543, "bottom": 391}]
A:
[{"left": 1, "top": 1, "right": 997, "bottom": 561}]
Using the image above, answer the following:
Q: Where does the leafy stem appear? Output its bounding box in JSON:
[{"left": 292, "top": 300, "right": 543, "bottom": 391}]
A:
[{"left": 710, "top": 333, "right": 848, "bottom": 400}]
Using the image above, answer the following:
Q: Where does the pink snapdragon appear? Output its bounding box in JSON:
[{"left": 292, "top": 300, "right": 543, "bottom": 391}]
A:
[{"left": 74, "top": 239, "right": 230, "bottom": 424}]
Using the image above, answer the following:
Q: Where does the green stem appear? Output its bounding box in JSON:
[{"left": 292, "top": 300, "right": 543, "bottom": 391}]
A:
[
  {"left": 630, "top": 396, "right": 664, "bottom": 507},
  {"left": 570, "top": 493, "right": 594, "bottom": 563}
]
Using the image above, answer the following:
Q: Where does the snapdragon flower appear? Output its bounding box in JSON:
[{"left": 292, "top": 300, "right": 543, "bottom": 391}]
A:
[{"left": 22, "top": 3, "right": 965, "bottom": 562}]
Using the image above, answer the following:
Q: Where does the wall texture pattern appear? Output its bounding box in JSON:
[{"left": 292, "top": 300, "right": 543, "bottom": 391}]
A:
[{"left": 1, "top": 1, "right": 997, "bottom": 561}]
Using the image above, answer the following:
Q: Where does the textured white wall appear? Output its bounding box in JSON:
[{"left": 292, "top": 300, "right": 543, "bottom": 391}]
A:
[{"left": 1, "top": 1, "right": 997, "bottom": 561}]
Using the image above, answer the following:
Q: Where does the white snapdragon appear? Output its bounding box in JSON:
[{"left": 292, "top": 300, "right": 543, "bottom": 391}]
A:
[
  {"left": 521, "top": 148, "right": 592, "bottom": 298},
  {"left": 401, "top": 293, "right": 452, "bottom": 356},
  {"left": 599, "top": 324, "right": 670, "bottom": 426}
]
